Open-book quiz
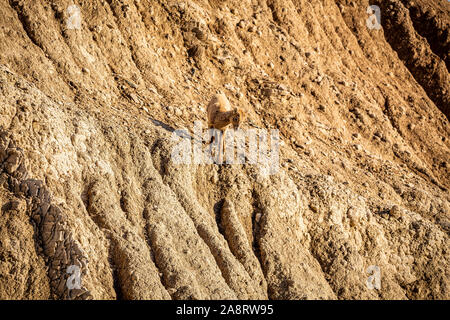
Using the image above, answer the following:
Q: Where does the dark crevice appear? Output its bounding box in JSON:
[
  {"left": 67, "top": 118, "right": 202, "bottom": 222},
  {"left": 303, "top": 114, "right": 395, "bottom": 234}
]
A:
[
  {"left": 307, "top": 235, "right": 341, "bottom": 299},
  {"left": 400, "top": 0, "right": 450, "bottom": 69},
  {"left": 373, "top": 0, "right": 450, "bottom": 118},
  {"left": 141, "top": 206, "right": 174, "bottom": 299},
  {"left": 213, "top": 198, "right": 226, "bottom": 237},
  {"left": 106, "top": 239, "right": 125, "bottom": 301},
  {"left": 0, "top": 129, "right": 91, "bottom": 300},
  {"left": 250, "top": 189, "right": 265, "bottom": 279},
  {"left": 9, "top": 0, "right": 75, "bottom": 97}
]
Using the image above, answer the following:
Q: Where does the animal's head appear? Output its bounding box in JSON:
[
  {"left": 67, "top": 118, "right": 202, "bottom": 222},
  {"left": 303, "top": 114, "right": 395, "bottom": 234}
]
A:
[{"left": 231, "top": 107, "right": 246, "bottom": 129}]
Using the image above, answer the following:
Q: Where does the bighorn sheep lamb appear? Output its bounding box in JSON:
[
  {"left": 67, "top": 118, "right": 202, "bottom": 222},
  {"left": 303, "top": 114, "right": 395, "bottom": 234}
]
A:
[{"left": 206, "top": 93, "right": 246, "bottom": 163}]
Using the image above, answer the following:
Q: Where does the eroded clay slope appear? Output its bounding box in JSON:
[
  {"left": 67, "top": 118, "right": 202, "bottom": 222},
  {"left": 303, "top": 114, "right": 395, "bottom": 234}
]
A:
[{"left": 0, "top": 0, "right": 449, "bottom": 299}]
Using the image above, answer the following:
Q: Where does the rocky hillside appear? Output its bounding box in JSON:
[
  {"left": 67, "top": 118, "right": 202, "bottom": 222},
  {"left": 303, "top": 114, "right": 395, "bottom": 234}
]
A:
[{"left": 0, "top": 0, "right": 448, "bottom": 300}]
